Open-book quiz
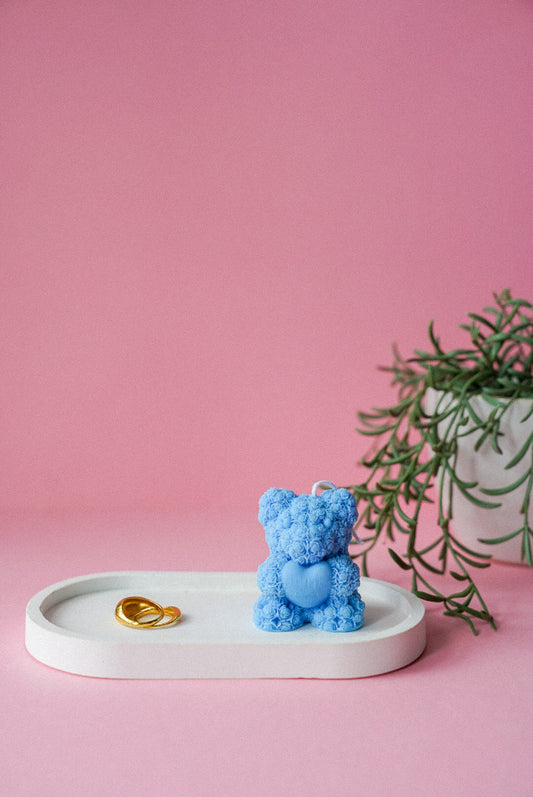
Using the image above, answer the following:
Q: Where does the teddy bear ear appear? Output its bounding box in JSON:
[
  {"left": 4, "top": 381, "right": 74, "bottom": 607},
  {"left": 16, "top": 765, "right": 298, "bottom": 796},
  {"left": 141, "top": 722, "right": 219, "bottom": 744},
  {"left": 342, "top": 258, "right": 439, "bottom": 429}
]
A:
[
  {"left": 258, "top": 488, "right": 296, "bottom": 527},
  {"left": 321, "top": 487, "right": 358, "bottom": 526}
]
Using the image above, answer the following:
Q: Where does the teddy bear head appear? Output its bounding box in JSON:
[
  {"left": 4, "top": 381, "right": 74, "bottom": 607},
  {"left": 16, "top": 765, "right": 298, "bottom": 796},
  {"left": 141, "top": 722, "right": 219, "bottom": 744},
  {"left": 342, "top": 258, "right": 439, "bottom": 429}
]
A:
[{"left": 258, "top": 486, "right": 358, "bottom": 566}]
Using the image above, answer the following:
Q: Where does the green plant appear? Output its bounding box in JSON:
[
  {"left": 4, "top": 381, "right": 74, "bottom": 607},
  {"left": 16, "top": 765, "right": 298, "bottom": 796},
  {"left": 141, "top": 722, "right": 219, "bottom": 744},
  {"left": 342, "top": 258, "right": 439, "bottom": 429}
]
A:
[{"left": 348, "top": 290, "right": 533, "bottom": 633}]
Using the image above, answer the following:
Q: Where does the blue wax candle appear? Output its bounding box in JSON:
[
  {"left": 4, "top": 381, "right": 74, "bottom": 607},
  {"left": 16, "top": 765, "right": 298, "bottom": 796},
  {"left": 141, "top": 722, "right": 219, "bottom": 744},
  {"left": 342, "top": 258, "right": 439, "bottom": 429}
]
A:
[{"left": 253, "top": 481, "right": 365, "bottom": 632}]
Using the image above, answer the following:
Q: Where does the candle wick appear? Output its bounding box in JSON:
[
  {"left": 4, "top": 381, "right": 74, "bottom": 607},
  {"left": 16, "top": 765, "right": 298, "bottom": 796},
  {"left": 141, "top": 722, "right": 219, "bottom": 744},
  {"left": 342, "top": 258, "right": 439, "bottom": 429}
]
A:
[{"left": 311, "top": 480, "right": 337, "bottom": 496}]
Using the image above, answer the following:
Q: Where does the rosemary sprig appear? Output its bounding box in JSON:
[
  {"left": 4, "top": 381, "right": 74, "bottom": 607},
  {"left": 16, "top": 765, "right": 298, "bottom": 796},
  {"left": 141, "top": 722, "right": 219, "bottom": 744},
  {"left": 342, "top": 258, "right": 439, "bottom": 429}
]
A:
[{"left": 349, "top": 290, "right": 533, "bottom": 633}]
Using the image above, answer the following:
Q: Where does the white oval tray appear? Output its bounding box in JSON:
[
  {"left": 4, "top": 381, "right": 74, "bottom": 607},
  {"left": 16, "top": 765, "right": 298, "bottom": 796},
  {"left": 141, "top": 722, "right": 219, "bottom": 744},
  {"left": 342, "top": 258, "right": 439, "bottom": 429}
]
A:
[{"left": 25, "top": 571, "right": 426, "bottom": 679}]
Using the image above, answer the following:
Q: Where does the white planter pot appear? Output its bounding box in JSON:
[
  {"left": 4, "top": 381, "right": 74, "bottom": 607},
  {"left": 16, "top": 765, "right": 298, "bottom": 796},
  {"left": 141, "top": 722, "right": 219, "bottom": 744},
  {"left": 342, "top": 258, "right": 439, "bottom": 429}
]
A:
[{"left": 425, "top": 390, "right": 533, "bottom": 564}]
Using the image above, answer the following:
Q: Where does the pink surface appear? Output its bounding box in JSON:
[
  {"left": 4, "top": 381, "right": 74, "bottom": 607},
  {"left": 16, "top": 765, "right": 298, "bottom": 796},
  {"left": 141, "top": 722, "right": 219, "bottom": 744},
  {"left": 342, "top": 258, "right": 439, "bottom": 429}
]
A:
[
  {"left": 2, "top": 1, "right": 533, "bottom": 794},
  {"left": 4, "top": 511, "right": 533, "bottom": 796}
]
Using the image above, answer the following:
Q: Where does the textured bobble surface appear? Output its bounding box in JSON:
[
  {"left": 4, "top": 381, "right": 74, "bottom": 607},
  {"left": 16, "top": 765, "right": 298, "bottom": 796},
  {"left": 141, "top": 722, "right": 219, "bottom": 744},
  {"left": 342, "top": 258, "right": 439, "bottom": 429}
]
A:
[{"left": 254, "top": 485, "right": 365, "bottom": 632}]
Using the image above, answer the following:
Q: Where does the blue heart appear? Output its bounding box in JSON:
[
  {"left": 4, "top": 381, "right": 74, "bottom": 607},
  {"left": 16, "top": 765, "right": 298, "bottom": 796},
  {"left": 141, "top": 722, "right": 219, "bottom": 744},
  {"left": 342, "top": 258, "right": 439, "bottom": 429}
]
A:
[{"left": 281, "top": 561, "right": 332, "bottom": 609}]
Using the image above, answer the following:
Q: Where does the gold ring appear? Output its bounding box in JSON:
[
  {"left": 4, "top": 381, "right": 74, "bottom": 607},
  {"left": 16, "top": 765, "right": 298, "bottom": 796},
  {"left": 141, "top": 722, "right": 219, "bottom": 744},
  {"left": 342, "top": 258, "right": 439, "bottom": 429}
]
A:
[
  {"left": 115, "top": 596, "right": 164, "bottom": 627},
  {"left": 149, "top": 605, "right": 182, "bottom": 628},
  {"left": 115, "top": 596, "right": 182, "bottom": 629}
]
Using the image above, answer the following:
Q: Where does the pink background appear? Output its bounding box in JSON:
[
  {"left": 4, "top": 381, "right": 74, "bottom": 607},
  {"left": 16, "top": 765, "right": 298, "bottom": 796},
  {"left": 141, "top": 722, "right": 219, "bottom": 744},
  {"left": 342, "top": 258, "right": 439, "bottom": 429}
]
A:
[
  {"left": 2, "top": 1, "right": 533, "bottom": 795},
  {"left": 2, "top": 0, "right": 533, "bottom": 514}
]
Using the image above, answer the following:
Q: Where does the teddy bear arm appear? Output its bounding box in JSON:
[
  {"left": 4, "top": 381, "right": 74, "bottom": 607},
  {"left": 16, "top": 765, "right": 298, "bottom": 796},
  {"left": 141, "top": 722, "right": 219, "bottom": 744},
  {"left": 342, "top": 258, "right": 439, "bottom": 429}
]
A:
[
  {"left": 257, "top": 553, "right": 290, "bottom": 596},
  {"left": 328, "top": 555, "right": 361, "bottom": 596}
]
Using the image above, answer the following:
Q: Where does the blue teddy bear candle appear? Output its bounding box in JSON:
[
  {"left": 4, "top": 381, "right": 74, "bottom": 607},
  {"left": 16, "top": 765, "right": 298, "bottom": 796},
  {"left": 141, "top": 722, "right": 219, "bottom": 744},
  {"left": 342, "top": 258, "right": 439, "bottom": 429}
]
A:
[{"left": 253, "top": 481, "right": 365, "bottom": 632}]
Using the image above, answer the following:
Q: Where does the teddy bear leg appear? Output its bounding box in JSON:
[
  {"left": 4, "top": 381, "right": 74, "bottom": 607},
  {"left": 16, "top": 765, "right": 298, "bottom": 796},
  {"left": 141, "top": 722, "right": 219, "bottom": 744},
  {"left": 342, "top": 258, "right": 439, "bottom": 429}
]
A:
[
  {"left": 309, "top": 593, "right": 365, "bottom": 632},
  {"left": 253, "top": 594, "right": 305, "bottom": 631}
]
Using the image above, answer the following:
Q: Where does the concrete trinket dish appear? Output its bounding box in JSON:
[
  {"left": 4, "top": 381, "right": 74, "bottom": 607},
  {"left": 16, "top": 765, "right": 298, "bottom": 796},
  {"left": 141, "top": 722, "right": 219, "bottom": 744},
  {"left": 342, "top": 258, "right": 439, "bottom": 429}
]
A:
[{"left": 26, "top": 571, "right": 426, "bottom": 679}]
